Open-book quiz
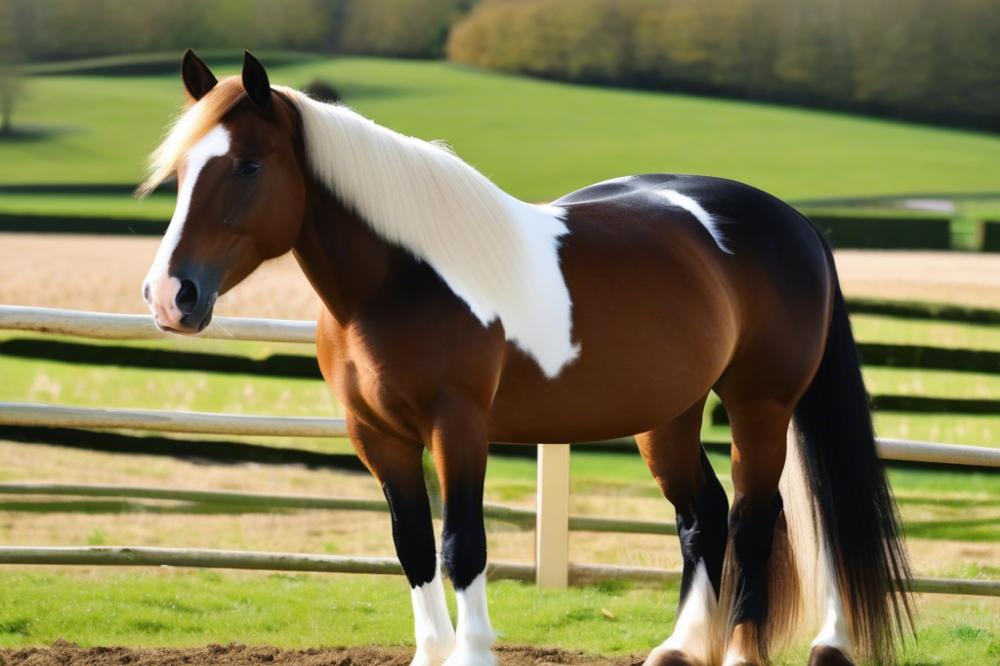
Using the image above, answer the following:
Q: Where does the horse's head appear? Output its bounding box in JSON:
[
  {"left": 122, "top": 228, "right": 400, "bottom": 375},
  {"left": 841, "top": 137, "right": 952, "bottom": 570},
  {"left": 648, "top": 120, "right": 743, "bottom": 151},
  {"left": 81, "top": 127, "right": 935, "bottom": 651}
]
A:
[{"left": 141, "top": 51, "right": 306, "bottom": 334}]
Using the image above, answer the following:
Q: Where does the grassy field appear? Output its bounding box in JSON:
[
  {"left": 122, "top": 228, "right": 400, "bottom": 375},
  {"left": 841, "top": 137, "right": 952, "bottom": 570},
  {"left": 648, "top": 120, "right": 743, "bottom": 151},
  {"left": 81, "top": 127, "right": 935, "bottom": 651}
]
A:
[
  {"left": 1, "top": 53, "right": 997, "bottom": 663},
  {"left": 4, "top": 56, "right": 1000, "bottom": 202},
  {"left": 0, "top": 570, "right": 997, "bottom": 664}
]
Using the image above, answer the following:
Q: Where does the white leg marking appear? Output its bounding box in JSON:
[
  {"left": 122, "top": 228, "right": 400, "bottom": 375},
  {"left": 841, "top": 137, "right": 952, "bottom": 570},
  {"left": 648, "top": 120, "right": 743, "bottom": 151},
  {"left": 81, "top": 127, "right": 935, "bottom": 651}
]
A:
[
  {"left": 443, "top": 571, "right": 496, "bottom": 666},
  {"left": 645, "top": 561, "right": 716, "bottom": 664},
  {"left": 410, "top": 569, "right": 456, "bottom": 666},
  {"left": 811, "top": 555, "right": 852, "bottom": 654},
  {"left": 143, "top": 124, "right": 230, "bottom": 328}
]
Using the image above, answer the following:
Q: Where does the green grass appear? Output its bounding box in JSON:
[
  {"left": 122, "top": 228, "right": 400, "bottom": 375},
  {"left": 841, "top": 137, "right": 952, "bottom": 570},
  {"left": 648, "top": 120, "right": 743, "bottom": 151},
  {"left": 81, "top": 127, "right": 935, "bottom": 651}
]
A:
[
  {"left": 851, "top": 315, "right": 1000, "bottom": 352},
  {"left": 0, "top": 194, "right": 174, "bottom": 219},
  {"left": 0, "top": 571, "right": 996, "bottom": 664},
  {"left": 4, "top": 56, "right": 1000, "bottom": 201}
]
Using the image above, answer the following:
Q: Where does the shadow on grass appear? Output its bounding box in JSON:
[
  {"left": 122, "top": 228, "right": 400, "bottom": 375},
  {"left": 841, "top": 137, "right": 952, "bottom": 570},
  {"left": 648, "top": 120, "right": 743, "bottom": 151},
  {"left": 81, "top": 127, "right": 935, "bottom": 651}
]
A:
[
  {"left": 0, "top": 125, "right": 78, "bottom": 143},
  {"left": 902, "top": 517, "right": 1000, "bottom": 541},
  {"left": 897, "top": 495, "right": 1000, "bottom": 509}
]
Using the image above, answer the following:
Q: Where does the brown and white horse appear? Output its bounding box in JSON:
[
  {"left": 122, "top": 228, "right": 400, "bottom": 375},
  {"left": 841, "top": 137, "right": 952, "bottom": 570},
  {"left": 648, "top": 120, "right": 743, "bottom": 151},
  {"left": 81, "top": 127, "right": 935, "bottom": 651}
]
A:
[{"left": 141, "top": 51, "right": 912, "bottom": 666}]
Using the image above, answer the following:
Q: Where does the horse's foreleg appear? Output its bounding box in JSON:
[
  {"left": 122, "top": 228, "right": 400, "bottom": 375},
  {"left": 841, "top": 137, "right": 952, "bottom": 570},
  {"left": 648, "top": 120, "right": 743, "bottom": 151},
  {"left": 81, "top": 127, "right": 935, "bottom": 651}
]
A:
[
  {"left": 429, "top": 400, "right": 496, "bottom": 666},
  {"left": 638, "top": 397, "right": 729, "bottom": 666},
  {"left": 348, "top": 418, "right": 455, "bottom": 666}
]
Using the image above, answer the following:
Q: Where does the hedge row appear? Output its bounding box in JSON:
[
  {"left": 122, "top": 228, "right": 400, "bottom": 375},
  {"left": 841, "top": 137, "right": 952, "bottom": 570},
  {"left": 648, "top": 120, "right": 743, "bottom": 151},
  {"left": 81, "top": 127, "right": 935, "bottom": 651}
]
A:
[
  {"left": 983, "top": 221, "right": 1000, "bottom": 253},
  {"left": 805, "top": 213, "right": 953, "bottom": 250},
  {"left": 0, "top": 213, "right": 166, "bottom": 236}
]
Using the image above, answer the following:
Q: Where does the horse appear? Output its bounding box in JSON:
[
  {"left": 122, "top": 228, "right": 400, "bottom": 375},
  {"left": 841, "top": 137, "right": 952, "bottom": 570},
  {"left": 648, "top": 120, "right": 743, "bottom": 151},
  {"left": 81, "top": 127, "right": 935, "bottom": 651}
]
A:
[{"left": 140, "top": 51, "right": 912, "bottom": 666}]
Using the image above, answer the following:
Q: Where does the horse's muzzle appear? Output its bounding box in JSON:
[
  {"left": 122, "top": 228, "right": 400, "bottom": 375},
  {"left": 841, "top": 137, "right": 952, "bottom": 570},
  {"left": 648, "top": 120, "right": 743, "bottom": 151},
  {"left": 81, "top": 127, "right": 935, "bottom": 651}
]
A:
[{"left": 143, "top": 271, "right": 218, "bottom": 335}]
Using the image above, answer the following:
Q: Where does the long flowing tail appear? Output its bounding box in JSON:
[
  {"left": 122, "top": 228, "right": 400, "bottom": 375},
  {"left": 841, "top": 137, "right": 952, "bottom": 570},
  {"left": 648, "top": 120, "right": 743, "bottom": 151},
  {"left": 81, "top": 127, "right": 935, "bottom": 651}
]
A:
[{"left": 781, "top": 267, "right": 914, "bottom": 663}]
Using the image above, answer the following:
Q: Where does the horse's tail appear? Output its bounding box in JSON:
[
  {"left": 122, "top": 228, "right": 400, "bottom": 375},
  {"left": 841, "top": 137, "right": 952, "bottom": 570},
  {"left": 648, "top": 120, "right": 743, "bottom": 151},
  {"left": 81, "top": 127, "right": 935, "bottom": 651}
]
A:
[{"left": 780, "top": 259, "right": 913, "bottom": 664}]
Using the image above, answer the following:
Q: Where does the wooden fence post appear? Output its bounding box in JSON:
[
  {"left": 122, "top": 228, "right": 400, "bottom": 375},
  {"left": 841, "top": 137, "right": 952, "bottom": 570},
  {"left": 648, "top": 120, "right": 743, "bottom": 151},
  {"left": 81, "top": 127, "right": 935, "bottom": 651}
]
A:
[{"left": 535, "top": 443, "right": 570, "bottom": 588}]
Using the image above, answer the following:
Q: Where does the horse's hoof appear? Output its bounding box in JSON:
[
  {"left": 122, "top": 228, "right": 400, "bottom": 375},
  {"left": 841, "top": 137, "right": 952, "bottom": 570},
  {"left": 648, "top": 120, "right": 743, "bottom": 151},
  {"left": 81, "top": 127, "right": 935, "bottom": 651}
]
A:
[
  {"left": 643, "top": 647, "right": 699, "bottom": 666},
  {"left": 442, "top": 645, "right": 496, "bottom": 666},
  {"left": 808, "top": 645, "right": 854, "bottom": 665}
]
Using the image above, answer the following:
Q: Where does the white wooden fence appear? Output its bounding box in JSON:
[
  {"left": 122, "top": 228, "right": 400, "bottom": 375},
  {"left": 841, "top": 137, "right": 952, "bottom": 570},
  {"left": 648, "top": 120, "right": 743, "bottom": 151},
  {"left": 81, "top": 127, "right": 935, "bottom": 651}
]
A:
[{"left": 0, "top": 304, "right": 998, "bottom": 597}]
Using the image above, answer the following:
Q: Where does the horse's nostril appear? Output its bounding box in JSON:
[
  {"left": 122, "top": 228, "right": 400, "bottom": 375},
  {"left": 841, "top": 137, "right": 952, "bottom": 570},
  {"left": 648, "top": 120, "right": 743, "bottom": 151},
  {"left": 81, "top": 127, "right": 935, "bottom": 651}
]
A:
[
  {"left": 142, "top": 283, "right": 151, "bottom": 303},
  {"left": 175, "top": 279, "right": 199, "bottom": 315}
]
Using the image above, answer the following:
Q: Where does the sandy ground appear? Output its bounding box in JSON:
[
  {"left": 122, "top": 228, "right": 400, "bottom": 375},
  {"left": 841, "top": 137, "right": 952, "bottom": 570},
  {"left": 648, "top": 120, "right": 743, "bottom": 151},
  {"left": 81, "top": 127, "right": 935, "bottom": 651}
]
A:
[
  {"left": 1, "top": 235, "right": 998, "bottom": 318},
  {"left": 0, "top": 643, "right": 641, "bottom": 665}
]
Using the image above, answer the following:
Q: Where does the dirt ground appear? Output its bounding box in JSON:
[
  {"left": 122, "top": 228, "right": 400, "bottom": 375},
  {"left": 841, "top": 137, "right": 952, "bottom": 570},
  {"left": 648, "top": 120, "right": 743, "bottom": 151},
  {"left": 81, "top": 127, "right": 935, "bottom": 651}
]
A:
[
  {"left": 1, "top": 234, "right": 998, "bottom": 317},
  {"left": 0, "top": 642, "right": 640, "bottom": 666}
]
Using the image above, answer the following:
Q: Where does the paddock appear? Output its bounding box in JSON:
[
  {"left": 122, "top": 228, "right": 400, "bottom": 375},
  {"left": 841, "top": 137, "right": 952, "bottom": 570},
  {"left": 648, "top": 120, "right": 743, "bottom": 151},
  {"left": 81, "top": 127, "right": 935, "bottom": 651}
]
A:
[{"left": 0, "top": 304, "right": 996, "bottom": 603}]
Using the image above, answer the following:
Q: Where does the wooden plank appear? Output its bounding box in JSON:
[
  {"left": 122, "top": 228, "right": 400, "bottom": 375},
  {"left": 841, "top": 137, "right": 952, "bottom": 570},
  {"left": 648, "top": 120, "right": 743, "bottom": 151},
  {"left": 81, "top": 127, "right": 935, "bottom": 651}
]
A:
[
  {"left": 0, "top": 402, "right": 348, "bottom": 438},
  {"left": 0, "top": 546, "right": 533, "bottom": 581},
  {"left": 0, "top": 305, "right": 316, "bottom": 344},
  {"left": 5, "top": 400, "right": 993, "bottom": 470},
  {"left": 0, "top": 546, "right": 992, "bottom": 597},
  {"left": 535, "top": 443, "right": 570, "bottom": 588},
  {"left": 876, "top": 438, "right": 1000, "bottom": 467},
  {"left": 909, "top": 577, "right": 1000, "bottom": 597}
]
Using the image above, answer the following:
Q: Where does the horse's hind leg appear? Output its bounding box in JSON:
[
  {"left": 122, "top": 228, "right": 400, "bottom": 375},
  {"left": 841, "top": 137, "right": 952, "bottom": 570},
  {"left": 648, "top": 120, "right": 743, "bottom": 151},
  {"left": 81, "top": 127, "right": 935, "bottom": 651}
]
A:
[
  {"left": 719, "top": 400, "right": 798, "bottom": 666},
  {"left": 348, "top": 417, "right": 456, "bottom": 666},
  {"left": 639, "top": 396, "right": 729, "bottom": 666}
]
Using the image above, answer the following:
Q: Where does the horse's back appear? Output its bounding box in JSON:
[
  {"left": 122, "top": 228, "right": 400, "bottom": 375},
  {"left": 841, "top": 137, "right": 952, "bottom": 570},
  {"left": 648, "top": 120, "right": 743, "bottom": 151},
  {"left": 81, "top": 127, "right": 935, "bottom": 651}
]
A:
[{"left": 491, "top": 174, "right": 835, "bottom": 439}]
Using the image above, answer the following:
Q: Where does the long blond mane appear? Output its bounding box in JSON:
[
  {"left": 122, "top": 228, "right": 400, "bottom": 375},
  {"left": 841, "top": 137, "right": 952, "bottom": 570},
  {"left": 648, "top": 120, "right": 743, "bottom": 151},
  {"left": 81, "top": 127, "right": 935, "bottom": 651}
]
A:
[{"left": 141, "top": 79, "right": 579, "bottom": 378}]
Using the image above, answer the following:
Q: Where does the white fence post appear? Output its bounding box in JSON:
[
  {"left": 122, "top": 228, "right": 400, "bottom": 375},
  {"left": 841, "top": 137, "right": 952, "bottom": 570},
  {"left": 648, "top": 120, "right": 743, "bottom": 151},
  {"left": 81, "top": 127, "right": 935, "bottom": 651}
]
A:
[{"left": 535, "top": 443, "right": 570, "bottom": 588}]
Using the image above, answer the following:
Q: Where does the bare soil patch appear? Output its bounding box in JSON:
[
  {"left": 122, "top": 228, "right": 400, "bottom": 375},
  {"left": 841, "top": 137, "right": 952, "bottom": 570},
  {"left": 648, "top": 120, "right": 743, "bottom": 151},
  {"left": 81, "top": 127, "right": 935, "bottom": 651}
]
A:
[{"left": 0, "top": 642, "right": 639, "bottom": 666}]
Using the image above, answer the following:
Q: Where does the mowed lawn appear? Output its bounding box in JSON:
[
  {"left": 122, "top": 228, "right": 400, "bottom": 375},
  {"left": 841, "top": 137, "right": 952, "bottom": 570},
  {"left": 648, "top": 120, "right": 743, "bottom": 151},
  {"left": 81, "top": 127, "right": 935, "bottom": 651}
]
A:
[
  {"left": 0, "top": 571, "right": 998, "bottom": 664},
  {"left": 4, "top": 55, "right": 1000, "bottom": 201}
]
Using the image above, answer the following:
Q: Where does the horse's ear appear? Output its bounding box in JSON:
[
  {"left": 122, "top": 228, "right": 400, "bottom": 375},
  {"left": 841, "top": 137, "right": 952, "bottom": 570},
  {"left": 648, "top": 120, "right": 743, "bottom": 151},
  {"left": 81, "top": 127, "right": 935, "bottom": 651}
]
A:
[
  {"left": 181, "top": 49, "right": 217, "bottom": 102},
  {"left": 242, "top": 51, "right": 272, "bottom": 112}
]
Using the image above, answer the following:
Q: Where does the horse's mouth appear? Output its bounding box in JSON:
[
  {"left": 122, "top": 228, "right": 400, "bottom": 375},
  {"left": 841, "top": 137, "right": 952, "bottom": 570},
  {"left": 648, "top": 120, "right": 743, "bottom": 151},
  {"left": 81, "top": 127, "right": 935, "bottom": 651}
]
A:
[{"left": 154, "top": 307, "right": 214, "bottom": 336}]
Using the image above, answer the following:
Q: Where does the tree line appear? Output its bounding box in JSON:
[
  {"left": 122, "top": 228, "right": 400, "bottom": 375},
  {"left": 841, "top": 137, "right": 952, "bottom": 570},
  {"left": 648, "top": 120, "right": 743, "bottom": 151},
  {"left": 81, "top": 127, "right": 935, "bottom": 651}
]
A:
[
  {"left": 447, "top": 0, "right": 1000, "bottom": 131},
  {"left": 1, "top": 0, "right": 471, "bottom": 61},
  {"left": 2, "top": 0, "right": 998, "bottom": 132}
]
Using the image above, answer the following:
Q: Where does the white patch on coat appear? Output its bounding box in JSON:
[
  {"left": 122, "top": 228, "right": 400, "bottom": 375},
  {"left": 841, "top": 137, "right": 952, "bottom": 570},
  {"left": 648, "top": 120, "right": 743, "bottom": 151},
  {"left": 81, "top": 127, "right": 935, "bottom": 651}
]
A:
[
  {"left": 444, "top": 571, "right": 496, "bottom": 666},
  {"left": 143, "top": 124, "right": 230, "bottom": 327},
  {"left": 277, "top": 86, "right": 579, "bottom": 378},
  {"left": 409, "top": 569, "right": 456, "bottom": 666},
  {"left": 656, "top": 188, "right": 732, "bottom": 253},
  {"left": 645, "top": 561, "right": 717, "bottom": 665}
]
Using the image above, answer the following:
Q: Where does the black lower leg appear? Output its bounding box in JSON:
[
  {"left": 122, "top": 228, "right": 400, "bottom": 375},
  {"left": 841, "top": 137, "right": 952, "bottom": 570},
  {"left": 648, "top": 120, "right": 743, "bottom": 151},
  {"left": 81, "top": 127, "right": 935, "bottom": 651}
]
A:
[
  {"left": 729, "top": 491, "right": 783, "bottom": 626},
  {"left": 383, "top": 480, "right": 437, "bottom": 588},
  {"left": 676, "top": 448, "right": 730, "bottom": 601},
  {"left": 441, "top": 479, "right": 487, "bottom": 591}
]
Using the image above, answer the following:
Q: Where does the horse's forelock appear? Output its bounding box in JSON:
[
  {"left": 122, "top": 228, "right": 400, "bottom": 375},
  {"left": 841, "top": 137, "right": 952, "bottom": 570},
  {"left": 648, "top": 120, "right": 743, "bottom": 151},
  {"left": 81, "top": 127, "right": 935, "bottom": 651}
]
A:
[{"left": 137, "top": 77, "right": 247, "bottom": 198}]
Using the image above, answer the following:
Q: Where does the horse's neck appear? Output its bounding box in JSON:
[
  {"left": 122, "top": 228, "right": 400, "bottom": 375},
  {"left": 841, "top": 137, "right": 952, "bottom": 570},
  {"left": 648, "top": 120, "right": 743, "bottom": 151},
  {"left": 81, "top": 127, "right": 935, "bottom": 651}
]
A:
[{"left": 292, "top": 184, "right": 409, "bottom": 324}]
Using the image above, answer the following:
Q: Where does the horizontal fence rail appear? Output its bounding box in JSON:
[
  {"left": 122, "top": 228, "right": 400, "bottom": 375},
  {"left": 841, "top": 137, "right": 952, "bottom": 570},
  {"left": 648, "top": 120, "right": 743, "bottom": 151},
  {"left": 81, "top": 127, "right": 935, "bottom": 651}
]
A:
[
  {"left": 0, "top": 305, "right": 316, "bottom": 344},
  {"left": 0, "top": 546, "right": 994, "bottom": 596},
  {"left": 0, "top": 402, "right": 347, "bottom": 438},
  {"left": 2, "top": 401, "right": 997, "bottom": 469}
]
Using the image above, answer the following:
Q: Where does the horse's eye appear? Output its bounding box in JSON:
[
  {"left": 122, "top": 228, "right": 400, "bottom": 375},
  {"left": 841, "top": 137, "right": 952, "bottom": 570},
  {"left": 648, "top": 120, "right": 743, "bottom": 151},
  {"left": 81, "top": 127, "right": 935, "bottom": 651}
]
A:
[{"left": 234, "top": 160, "right": 261, "bottom": 178}]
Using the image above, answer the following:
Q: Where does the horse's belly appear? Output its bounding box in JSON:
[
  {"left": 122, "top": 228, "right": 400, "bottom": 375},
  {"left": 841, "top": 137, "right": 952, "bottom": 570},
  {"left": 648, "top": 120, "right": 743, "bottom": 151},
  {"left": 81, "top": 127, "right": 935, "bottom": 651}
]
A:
[{"left": 486, "top": 320, "right": 734, "bottom": 443}]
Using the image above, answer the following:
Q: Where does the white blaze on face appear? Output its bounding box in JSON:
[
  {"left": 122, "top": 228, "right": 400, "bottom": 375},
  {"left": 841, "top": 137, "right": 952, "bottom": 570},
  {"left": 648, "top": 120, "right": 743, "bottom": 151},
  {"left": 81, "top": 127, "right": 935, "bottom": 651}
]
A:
[{"left": 142, "top": 124, "right": 231, "bottom": 328}]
